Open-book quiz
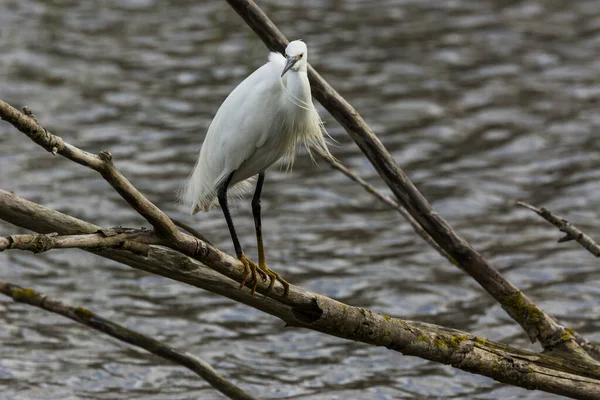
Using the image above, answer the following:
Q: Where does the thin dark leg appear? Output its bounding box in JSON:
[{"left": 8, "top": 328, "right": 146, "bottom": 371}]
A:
[
  {"left": 252, "top": 172, "right": 266, "bottom": 268},
  {"left": 218, "top": 172, "right": 242, "bottom": 258},
  {"left": 251, "top": 172, "right": 290, "bottom": 296},
  {"left": 218, "top": 171, "right": 265, "bottom": 293}
]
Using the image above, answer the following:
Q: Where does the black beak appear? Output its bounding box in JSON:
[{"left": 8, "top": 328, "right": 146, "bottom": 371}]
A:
[{"left": 281, "top": 56, "right": 298, "bottom": 77}]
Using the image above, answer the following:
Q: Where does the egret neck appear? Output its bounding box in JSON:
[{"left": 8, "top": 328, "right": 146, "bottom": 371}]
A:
[{"left": 285, "top": 68, "right": 311, "bottom": 111}]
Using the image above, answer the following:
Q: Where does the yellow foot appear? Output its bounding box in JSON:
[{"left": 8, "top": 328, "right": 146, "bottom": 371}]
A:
[
  {"left": 259, "top": 263, "right": 290, "bottom": 297},
  {"left": 238, "top": 253, "right": 267, "bottom": 295}
]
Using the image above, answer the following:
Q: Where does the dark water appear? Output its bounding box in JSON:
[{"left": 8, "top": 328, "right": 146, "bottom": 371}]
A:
[{"left": 1, "top": 0, "right": 599, "bottom": 398}]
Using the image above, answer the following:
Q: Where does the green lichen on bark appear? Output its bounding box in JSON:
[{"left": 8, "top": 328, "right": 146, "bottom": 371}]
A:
[
  {"left": 448, "top": 334, "right": 468, "bottom": 349},
  {"left": 503, "top": 292, "right": 545, "bottom": 334},
  {"left": 417, "top": 334, "right": 430, "bottom": 343},
  {"left": 474, "top": 336, "right": 487, "bottom": 346},
  {"left": 11, "top": 287, "right": 39, "bottom": 302},
  {"left": 433, "top": 336, "right": 448, "bottom": 348},
  {"left": 427, "top": 333, "right": 469, "bottom": 350},
  {"left": 561, "top": 327, "right": 575, "bottom": 342},
  {"left": 29, "top": 234, "right": 54, "bottom": 253},
  {"left": 74, "top": 306, "right": 94, "bottom": 321}
]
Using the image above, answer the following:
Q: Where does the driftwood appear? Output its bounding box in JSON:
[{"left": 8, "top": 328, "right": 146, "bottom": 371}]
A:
[{"left": 1, "top": 1, "right": 600, "bottom": 398}]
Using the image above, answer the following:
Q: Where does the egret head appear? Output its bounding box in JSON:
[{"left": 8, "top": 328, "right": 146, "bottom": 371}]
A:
[{"left": 281, "top": 40, "right": 308, "bottom": 77}]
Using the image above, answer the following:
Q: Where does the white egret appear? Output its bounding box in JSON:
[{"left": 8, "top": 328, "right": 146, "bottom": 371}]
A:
[{"left": 182, "top": 40, "right": 332, "bottom": 296}]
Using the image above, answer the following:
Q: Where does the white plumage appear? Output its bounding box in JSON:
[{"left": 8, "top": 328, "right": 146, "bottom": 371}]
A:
[{"left": 181, "top": 40, "right": 331, "bottom": 214}]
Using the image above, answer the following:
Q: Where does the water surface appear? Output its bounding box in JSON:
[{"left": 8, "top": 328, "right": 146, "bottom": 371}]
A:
[{"left": 2, "top": 1, "right": 599, "bottom": 399}]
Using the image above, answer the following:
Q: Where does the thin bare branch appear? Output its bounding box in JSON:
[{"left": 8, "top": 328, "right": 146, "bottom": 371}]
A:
[
  {"left": 312, "top": 146, "right": 457, "bottom": 266},
  {"left": 0, "top": 279, "right": 257, "bottom": 400},
  {"left": 223, "top": 0, "right": 591, "bottom": 358},
  {"left": 171, "top": 217, "right": 213, "bottom": 246},
  {"left": 2, "top": 191, "right": 600, "bottom": 399},
  {"left": 0, "top": 230, "right": 161, "bottom": 256},
  {"left": 517, "top": 201, "right": 600, "bottom": 257},
  {"left": 0, "top": 100, "right": 180, "bottom": 240}
]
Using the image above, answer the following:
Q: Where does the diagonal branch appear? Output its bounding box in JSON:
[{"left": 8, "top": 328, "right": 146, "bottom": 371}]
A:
[
  {"left": 171, "top": 217, "right": 213, "bottom": 245},
  {"left": 1, "top": 101, "right": 180, "bottom": 240},
  {"left": 517, "top": 201, "right": 600, "bottom": 258},
  {"left": 223, "top": 0, "right": 592, "bottom": 358},
  {"left": 0, "top": 279, "right": 257, "bottom": 400},
  {"left": 2, "top": 191, "right": 600, "bottom": 399},
  {"left": 312, "top": 147, "right": 456, "bottom": 266}
]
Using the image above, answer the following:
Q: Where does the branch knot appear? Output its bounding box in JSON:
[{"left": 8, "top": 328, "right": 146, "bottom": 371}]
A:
[
  {"left": 28, "top": 233, "right": 57, "bottom": 253},
  {"left": 98, "top": 151, "right": 113, "bottom": 162}
]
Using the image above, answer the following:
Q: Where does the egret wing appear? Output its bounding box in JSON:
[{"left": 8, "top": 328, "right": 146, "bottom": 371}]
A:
[
  {"left": 204, "top": 55, "right": 286, "bottom": 177},
  {"left": 181, "top": 53, "right": 287, "bottom": 212}
]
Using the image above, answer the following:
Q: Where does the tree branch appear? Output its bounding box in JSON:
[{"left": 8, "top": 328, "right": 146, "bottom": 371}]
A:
[
  {"left": 2, "top": 190, "right": 600, "bottom": 399},
  {"left": 1, "top": 100, "right": 179, "bottom": 240},
  {"left": 312, "top": 147, "right": 457, "bottom": 267},
  {"left": 0, "top": 279, "right": 257, "bottom": 400},
  {"left": 223, "top": 0, "right": 591, "bottom": 358},
  {"left": 0, "top": 230, "right": 160, "bottom": 256},
  {"left": 517, "top": 201, "right": 600, "bottom": 257},
  {"left": 170, "top": 217, "right": 213, "bottom": 245}
]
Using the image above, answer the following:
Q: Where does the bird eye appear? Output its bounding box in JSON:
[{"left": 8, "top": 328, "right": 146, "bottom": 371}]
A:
[{"left": 299, "top": 53, "right": 303, "bottom": 59}]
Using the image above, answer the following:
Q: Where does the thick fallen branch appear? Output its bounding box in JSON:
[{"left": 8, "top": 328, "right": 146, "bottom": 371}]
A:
[
  {"left": 223, "top": 0, "right": 591, "bottom": 359},
  {"left": 0, "top": 279, "right": 256, "bottom": 400},
  {"left": 0, "top": 189, "right": 296, "bottom": 319},
  {"left": 517, "top": 201, "right": 600, "bottom": 257},
  {"left": 2, "top": 191, "right": 600, "bottom": 399}
]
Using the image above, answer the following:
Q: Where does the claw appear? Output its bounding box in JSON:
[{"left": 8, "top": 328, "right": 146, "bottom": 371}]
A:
[
  {"left": 257, "top": 266, "right": 268, "bottom": 281},
  {"left": 238, "top": 254, "right": 252, "bottom": 289},
  {"left": 238, "top": 253, "right": 267, "bottom": 295},
  {"left": 258, "top": 262, "right": 290, "bottom": 297}
]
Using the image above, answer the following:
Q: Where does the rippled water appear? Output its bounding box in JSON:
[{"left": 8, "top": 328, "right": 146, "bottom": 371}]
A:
[{"left": 1, "top": 0, "right": 600, "bottom": 399}]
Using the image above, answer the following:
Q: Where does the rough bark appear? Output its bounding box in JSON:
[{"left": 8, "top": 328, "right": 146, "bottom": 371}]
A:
[{"left": 0, "top": 230, "right": 159, "bottom": 255}]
